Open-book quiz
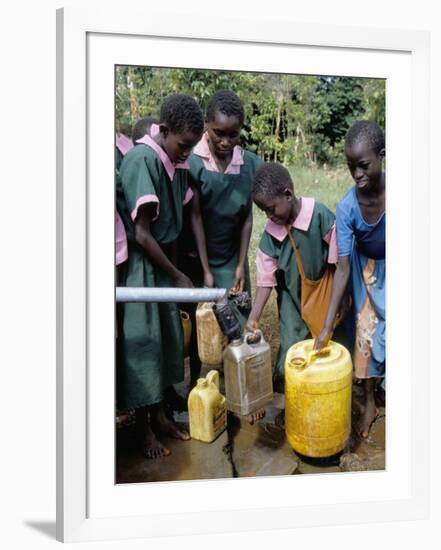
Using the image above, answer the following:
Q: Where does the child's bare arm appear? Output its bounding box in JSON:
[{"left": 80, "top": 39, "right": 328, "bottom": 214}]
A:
[
  {"left": 245, "top": 286, "right": 272, "bottom": 333},
  {"left": 314, "top": 255, "right": 351, "bottom": 349},
  {"left": 189, "top": 185, "right": 214, "bottom": 287},
  {"left": 231, "top": 210, "right": 253, "bottom": 294},
  {"left": 135, "top": 205, "right": 193, "bottom": 288}
]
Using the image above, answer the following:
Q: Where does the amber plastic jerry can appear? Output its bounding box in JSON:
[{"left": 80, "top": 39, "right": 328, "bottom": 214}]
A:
[
  {"left": 285, "top": 339, "right": 352, "bottom": 457},
  {"left": 180, "top": 310, "right": 192, "bottom": 358},
  {"left": 188, "top": 370, "right": 227, "bottom": 443},
  {"left": 196, "top": 302, "right": 228, "bottom": 366}
]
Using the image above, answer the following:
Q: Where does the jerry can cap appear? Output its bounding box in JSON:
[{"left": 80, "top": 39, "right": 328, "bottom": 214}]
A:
[{"left": 244, "top": 329, "right": 264, "bottom": 345}]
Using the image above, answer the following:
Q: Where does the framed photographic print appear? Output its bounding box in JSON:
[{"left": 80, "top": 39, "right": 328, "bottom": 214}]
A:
[{"left": 56, "top": 6, "right": 430, "bottom": 543}]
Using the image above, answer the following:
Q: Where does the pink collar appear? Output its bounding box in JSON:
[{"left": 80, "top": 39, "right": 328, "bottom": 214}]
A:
[
  {"left": 265, "top": 197, "right": 315, "bottom": 241},
  {"left": 135, "top": 123, "right": 189, "bottom": 181},
  {"left": 193, "top": 132, "right": 243, "bottom": 174}
]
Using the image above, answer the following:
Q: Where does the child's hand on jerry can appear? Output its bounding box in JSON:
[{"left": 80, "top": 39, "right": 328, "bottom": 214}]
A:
[
  {"left": 313, "top": 327, "right": 332, "bottom": 351},
  {"left": 229, "top": 264, "right": 245, "bottom": 295},
  {"left": 244, "top": 319, "right": 260, "bottom": 343}
]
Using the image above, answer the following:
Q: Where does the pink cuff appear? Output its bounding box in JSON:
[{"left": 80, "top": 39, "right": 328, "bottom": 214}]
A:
[
  {"left": 116, "top": 133, "right": 133, "bottom": 156},
  {"left": 183, "top": 187, "right": 194, "bottom": 205},
  {"left": 115, "top": 211, "right": 128, "bottom": 266},
  {"left": 323, "top": 224, "right": 338, "bottom": 264},
  {"left": 256, "top": 248, "right": 278, "bottom": 287},
  {"left": 131, "top": 195, "right": 159, "bottom": 223}
]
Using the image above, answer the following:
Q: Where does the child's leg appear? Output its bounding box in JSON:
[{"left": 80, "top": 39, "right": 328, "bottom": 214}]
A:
[
  {"left": 357, "top": 377, "right": 378, "bottom": 438},
  {"left": 150, "top": 401, "right": 190, "bottom": 441},
  {"left": 182, "top": 301, "right": 201, "bottom": 388},
  {"left": 176, "top": 255, "right": 203, "bottom": 391},
  {"left": 158, "top": 300, "right": 188, "bottom": 413},
  {"left": 135, "top": 406, "right": 171, "bottom": 459},
  {"left": 274, "top": 291, "right": 310, "bottom": 429}
]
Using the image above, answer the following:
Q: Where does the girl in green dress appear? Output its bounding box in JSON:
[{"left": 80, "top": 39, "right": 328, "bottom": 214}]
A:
[
  {"left": 188, "top": 90, "right": 263, "bottom": 327},
  {"left": 245, "top": 163, "right": 338, "bottom": 425},
  {"left": 182, "top": 90, "right": 262, "bottom": 390},
  {"left": 117, "top": 94, "right": 212, "bottom": 459}
]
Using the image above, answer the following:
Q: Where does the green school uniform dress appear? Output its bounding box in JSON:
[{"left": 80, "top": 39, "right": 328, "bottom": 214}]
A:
[
  {"left": 188, "top": 138, "right": 263, "bottom": 325},
  {"left": 257, "top": 199, "right": 336, "bottom": 392},
  {"left": 116, "top": 136, "right": 191, "bottom": 409}
]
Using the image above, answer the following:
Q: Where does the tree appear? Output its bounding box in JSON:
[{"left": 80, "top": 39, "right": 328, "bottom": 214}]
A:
[{"left": 115, "top": 66, "right": 384, "bottom": 167}]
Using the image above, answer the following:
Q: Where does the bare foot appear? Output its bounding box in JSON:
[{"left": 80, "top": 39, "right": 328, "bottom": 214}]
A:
[
  {"left": 144, "top": 422, "right": 171, "bottom": 459},
  {"left": 357, "top": 401, "right": 378, "bottom": 439},
  {"left": 246, "top": 408, "right": 266, "bottom": 425},
  {"left": 275, "top": 410, "right": 285, "bottom": 430},
  {"left": 151, "top": 403, "right": 190, "bottom": 441}
]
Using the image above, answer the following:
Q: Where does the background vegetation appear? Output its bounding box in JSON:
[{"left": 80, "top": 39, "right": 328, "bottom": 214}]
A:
[{"left": 116, "top": 66, "right": 385, "bottom": 167}]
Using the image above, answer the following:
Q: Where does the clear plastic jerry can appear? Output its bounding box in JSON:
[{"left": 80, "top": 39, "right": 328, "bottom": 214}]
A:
[{"left": 223, "top": 330, "right": 273, "bottom": 417}]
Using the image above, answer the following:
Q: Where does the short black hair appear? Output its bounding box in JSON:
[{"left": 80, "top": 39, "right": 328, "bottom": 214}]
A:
[
  {"left": 206, "top": 90, "right": 245, "bottom": 126},
  {"left": 132, "top": 117, "right": 158, "bottom": 142},
  {"left": 345, "top": 120, "right": 385, "bottom": 154},
  {"left": 253, "top": 162, "right": 294, "bottom": 200},
  {"left": 160, "top": 94, "right": 204, "bottom": 135}
]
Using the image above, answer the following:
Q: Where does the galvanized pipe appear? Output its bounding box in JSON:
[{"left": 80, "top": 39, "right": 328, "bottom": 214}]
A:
[{"left": 116, "top": 286, "right": 227, "bottom": 303}]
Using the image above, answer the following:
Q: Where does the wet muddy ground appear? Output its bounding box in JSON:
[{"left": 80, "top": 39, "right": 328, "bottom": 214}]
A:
[{"left": 116, "top": 363, "right": 385, "bottom": 483}]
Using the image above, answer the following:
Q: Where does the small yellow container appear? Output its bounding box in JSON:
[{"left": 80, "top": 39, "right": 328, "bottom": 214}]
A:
[
  {"left": 196, "top": 302, "right": 228, "bottom": 366},
  {"left": 285, "top": 339, "right": 352, "bottom": 457},
  {"left": 180, "top": 310, "right": 192, "bottom": 358},
  {"left": 188, "top": 370, "right": 227, "bottom": 443}
]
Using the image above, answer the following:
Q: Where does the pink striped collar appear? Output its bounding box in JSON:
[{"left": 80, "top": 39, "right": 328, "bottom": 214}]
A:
[
  {"left": 135, "top": 124, "right": 189, "bottom": 181},
  {"left": 193, "top": 132, "right": 243, "bottom": 174},
  {"left": 264, "top": 197, "right": 315, "bottom": 241}
]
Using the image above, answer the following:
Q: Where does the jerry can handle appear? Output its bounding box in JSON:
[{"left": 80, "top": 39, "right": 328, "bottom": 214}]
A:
[
  {"left": 307, "top": 346, "right": 332, "bottom": 364},
  {"left": 289, "top": 346, "right": 332, "bottom": 369},
  {"left": 244, "top": 329, "right": 263, "bottom": 345},
  {"left": 206, "top": 369, "right": 220, "bottom": 388}
]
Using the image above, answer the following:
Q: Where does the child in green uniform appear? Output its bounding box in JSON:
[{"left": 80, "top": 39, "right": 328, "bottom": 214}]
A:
[
  {"left": 131, "top": 116, "right": 158, "bottom": 143},
  {"left": 245, "top": 163, "right": 338, "bottom": 425},
  {"left": 117, "top": 94, "right": 212, "bottom": 459},
  {"left": 188, "top": 90, "right": 263, "bottom": 328}
]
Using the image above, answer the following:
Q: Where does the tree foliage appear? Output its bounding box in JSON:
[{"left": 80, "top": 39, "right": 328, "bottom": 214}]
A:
[{"left": 115, "top": 66, "right": 385, "bottom": 166}]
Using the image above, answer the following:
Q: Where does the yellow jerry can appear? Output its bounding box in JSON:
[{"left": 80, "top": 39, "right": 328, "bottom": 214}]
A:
[
  {"left": 180, "top": 310, "right": 192, "bottom": 358},
  {"left": 285, "top": 339, "right": 352, "bottom": 458},
  {"left": 188, "top": 370, "right": 227, "bottom": 443},
  {"left": 196, "top": 302, "right": 228, "bottom": 366}
]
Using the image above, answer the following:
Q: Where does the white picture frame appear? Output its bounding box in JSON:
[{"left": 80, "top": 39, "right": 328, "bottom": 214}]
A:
[{"left": 56, "top": 7, "right": 430, "bottom": 543}]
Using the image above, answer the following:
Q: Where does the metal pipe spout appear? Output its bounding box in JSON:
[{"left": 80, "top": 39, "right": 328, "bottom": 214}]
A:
[{"left": 116, "top": 287, "right": 227, "bottom": 303}]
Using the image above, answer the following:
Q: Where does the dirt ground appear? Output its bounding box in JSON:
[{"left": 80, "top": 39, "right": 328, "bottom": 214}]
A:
[{"left": 116, "top": 361, "right": 385, "bottom": 483}]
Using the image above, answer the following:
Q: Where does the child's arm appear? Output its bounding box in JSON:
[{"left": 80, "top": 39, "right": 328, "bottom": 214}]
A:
[
  {"left": 245, "top": 246, "right": 277, "bottom": 332},
  {"left": 189, "top": 185, "right": 214, "bottom": 288},
  {"left": 244, "top": 286, "right": 272, "bottom": 333},
  {"left": 135, "top": 205, "right": 193, "bottom": 288},
  {"left": 231, "top": 210, "right": 253, "bottom": 294},
  {"left": 314, "top": 255, "right": 350, "bottom": 349}
]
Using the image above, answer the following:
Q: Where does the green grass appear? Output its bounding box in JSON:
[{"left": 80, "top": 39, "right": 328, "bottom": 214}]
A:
[{"left": 248, "top": 164, "right": 353, "bottom": 363}]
